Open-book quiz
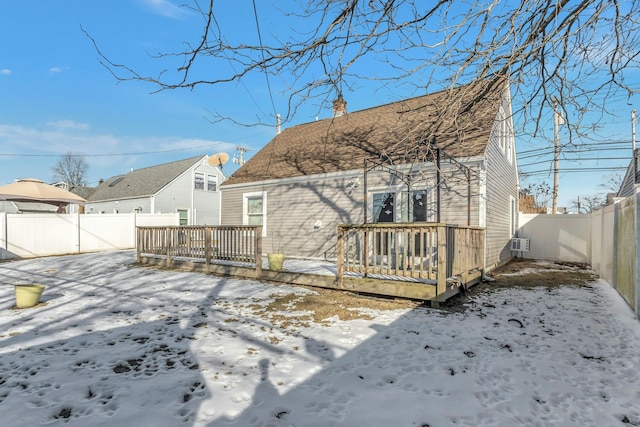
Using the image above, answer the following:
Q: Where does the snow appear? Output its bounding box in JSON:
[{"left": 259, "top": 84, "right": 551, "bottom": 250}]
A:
[{"left": 1, "top": 250, "right": 640, "bottom": 426}]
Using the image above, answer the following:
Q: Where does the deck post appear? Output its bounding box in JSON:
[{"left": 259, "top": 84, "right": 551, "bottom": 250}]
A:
[
  {"left": 204, "top": 226, "right": 211, "bottom": 273},
  {"left": 136, "top": 228, "right": 141, "bottom": 263},
  {"left": 435, "top": 225, "right": 447, "bottom": 306},
  {"left": 337, "top": 226, "right": 344, "bottom": 288},
  {"left": 255, "top": 226, "right": 263, "bottom": 279},
  {"left": 166, "top": 227, "right": 173, "bottom": 267}
]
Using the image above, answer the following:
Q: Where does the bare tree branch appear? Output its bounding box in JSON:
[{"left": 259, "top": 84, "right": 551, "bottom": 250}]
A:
[
  {"left": 88, "top": 0, "right": 639, "bottom": 137},
  {"left": 51, "top": 152, "right": 88, "bottom": 187}
]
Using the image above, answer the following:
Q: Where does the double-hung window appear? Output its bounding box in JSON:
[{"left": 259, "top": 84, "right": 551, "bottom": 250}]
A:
[
  {"left": 194, "top": 172, "right": 205, "bottom": 190},
  {"left": 207, "top": 174, "right": 218, "bottom": 191},
  {"left": 243, "top": 191, "right": 267, "bottom": 236}
]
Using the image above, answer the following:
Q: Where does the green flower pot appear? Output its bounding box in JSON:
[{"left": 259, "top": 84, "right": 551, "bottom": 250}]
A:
[{"left": 14, "top": 284, "right": 45, "bottom": 308}]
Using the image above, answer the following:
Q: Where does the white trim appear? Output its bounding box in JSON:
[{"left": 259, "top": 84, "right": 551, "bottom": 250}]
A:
[
  {"left": 243, "top": 191, "right": 267, "bottom": 236},
  {"left": 509, "top": 195, "right": 516, "bottom": 237},
  {"left": 478, "top": 162, "right": 487, "bottom": 228}
]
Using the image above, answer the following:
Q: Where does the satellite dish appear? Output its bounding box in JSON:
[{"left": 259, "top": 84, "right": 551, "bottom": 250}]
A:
[{"left": 209, "top": 152, "right": 229, "bottom": 167}]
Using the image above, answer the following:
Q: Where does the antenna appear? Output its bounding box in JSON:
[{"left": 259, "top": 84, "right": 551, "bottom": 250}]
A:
[
  {"left": 209, "top": 152, "right": 230, "bottom": 169},
  {"left": 233, "top": 146, "right": 249, "bottom": 166}
]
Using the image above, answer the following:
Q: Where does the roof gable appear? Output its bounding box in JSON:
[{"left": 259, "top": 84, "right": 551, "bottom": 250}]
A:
[
  {"left": 224, "top": 78, "right": 506, "bottom": 186},
  {"left": 88, "top": 156, "right": 205, "bottom": 202}
]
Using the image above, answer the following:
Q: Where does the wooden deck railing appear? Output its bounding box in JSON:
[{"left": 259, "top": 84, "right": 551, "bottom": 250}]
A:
[
  {"left": 337, "top": 223, "right": 484, "bottom": 298},
  {"left": 136, "top": 225, "right": 262, "bottom": 273}
]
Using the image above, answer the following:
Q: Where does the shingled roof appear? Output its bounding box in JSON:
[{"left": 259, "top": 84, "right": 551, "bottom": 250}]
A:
[
  {"left": 224, "top": 78, "right": 506, "bottom": 186},
  {"left": 88, "top": 156, "right": 204, "bottom": 202}
]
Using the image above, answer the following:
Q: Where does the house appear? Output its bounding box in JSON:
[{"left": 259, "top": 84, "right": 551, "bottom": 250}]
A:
[
  {"left": 67, "top": 185, "right": 97, "bottom": 213},
  {"left": 0, "top": 200, "right": 59, "bottom": 213},
  {"left": 616, "top": 153, "right": 639, "bottom": 198},
  {"left": 86, "top": 155, "right": 225, "bottom": 225},
  {"left": 220, "top": 78, "right": 519, "bottom": 271}
]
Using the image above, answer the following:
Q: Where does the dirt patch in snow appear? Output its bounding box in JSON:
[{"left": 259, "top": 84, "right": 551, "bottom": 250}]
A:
[
  {"left": 243, "top": 258, "right": 599, "bottom": 323},
  {"left": 440, "top": 258, "right": 598, "bottom": 311},
  {"left": 250, "top": 288, "right": 421, "bottom": 327}
]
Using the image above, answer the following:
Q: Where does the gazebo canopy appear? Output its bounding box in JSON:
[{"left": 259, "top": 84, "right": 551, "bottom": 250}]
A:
[{"left": 0, "top": 178, "right": 86, "bottom": 209}]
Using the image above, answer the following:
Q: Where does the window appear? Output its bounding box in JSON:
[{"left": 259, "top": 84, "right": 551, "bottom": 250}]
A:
[
  {"left": 207, "top": 174, "right": 218, "bottom": 191},
  {"left": 243, "top": 192, "right": 267, "bottom": 236},
  {"left": 372, "top": 192, "right": 395, "bottom": 223},
  {"left": 194, "top": 172, "right": 204, "bottom": 190},
  {"left": 411, "top": 189, "right": 435, "bottom": 222},
  {"left": 178, "top": 209, "right": 189, "bottom": 226}
]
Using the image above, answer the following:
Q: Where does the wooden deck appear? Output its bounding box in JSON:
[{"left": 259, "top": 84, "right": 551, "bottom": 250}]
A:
[{"left": 136, "top": 224, "right": 485, "bottom": 303}]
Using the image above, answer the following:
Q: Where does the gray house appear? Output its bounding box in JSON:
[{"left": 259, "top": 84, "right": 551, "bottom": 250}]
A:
[
  {"left": 86, "top": 155, "right": 225, "bottom": 225},
  {"left": 617, "top": 154, "right": 638, "bottom": 199},
  {"left": 220, "top": 78, "right": 519, "bottom": 270}
]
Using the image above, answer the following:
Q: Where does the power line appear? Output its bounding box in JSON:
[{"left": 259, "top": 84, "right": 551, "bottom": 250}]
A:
[
  {"left": 0, "top": 134, "right": 259, "bottom": 157},
  {"left": 521, "top": 166, "right": 628, "bottom": 176},
  {"left": 517, "top": 140, "right": 635, "bottom": 156},
  {"left": 252, "top": 0, "right": 277, "bottom": 117}
]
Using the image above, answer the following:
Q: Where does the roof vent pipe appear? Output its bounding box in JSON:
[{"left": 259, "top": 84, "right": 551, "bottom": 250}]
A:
[{"left": 276, "top": 113, "right": 281, "bottom": 134}]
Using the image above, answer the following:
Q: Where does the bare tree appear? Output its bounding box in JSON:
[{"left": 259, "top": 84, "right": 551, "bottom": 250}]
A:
[
  {"left": 599, "top": 173, "right": 623, "bottom": 193},
  {"left": 88, "top": 0, "right": 639, "bottom": 139},
  {"left": 52, "top": 152, "right": 88, "bottom": 187},
  {"left": 571, "top": 194, "right": 605, "bottom": 212},
  {"left": 521, "top": 180, "right": 553, "bottom": 210}
]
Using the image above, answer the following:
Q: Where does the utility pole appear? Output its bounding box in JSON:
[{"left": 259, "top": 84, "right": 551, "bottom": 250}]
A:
[
  {"left": 633, "top": 109, "right": 637, "bottom": 184},
  {"left": 232, "top": 147, "right": 248, "bottom": 166},
  {"left": 552, "top": 98, "right": 562, "bottom": 214}
]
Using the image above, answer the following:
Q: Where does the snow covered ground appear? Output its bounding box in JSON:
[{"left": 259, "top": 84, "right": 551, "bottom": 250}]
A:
[{"left": 1, "top": 250, "right": 640, "bottom": 426}]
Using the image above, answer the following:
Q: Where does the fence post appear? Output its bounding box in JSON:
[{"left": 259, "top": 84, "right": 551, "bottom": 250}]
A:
[
  {"left": 435, "top": 225, "right": 447, "bottom": 306},
  {"left": 132, "top": 212, "right": 137, "bottom": 248},
  {"left": 166, "top": 227, "right": 172, "bottom": 267},
  {"left": 612, "top": 203, "right": 619, "bottom": 290},
  {"left": 74, "top": 213, "right": 81, "bottom": 254},
  {"left": 136, "top": 228, "right": 141, "bottom": 263},
  {"left": 635, "top": 190, "right": 640, "bottom": 319},
  {"left": 0, "top": 212, "right": 6, "bottom": 260},
  {"left": 337, "top": 226, "right": 344, "bottom": 288},
  {"left": 205, "top": 226, "right": 211, "bottom": 273},
  {"left": 255, "top": 226, "right": 263, "bottom": 279}
]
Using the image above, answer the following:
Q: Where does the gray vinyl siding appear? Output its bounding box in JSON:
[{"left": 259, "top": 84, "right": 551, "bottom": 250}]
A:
[
  {"left": 222, "top": 175, "right": 363, "bottom": 259},
  {"left": 86, "top": 197, "right": 150, "bottom": 214},
  {"left": 154, "top": 161, "right": 224, "bottom": 225},
  {"left": 484, "top": 108, "right": 518, "bottom": 270},
  {"left": 438, "top": 164, "right": 481, "bottom": 226},
  {"left": 154, "top": 170, "right": 192, "bottom": 215},
  {"left": 221, "top": 161, "right": 482, "bottom": 259},
  {"left": 0, "top": 201, "right": 18, "bottom": 213},
  {"left": 618, "top": 162, "right": 634, "bottom": 198},
  {"left": 193, "top": 163, "right": 223, "bottom": 225}
]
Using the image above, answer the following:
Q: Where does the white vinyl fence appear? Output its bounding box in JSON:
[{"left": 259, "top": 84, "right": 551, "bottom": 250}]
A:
[
  {"left": 517, "top": 189, "right": 640, "bottom": 319},
  {"left": 0, "top": 212, "right": 178, "bottom": 260},
  {"left": 518, "top": 213, "right": 591, "bottom": 264}
]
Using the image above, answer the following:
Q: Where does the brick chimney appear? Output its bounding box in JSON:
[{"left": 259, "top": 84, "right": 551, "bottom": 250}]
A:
[{"left": 333, "top": 94, "right": 347, "bottom": 117}]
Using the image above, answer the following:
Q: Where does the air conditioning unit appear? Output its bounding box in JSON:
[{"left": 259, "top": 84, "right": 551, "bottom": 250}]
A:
[{"left": 511, "top": 238, "right": 530, "bottom": 252}]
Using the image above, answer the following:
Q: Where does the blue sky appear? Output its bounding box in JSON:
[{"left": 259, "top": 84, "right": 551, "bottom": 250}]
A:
[{"left": 0, "top": 0, "right": 637, "bottom": 209}]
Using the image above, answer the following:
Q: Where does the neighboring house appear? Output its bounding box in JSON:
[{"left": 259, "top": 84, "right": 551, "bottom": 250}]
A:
[
  {"left": 67, "top": 185, "right": 97, "bottom": 213},
  {"left": 220, "top": 78, "right": 519, "bottom": 271},
  {"left": 617, "top": 154, "right": 638, "bottom": 198},
  {"left": 0, "top": 201, "right": 58, "bottom": 213},
  {"left": 86, "top": 155, "right": 225, "bottom": 225}
]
